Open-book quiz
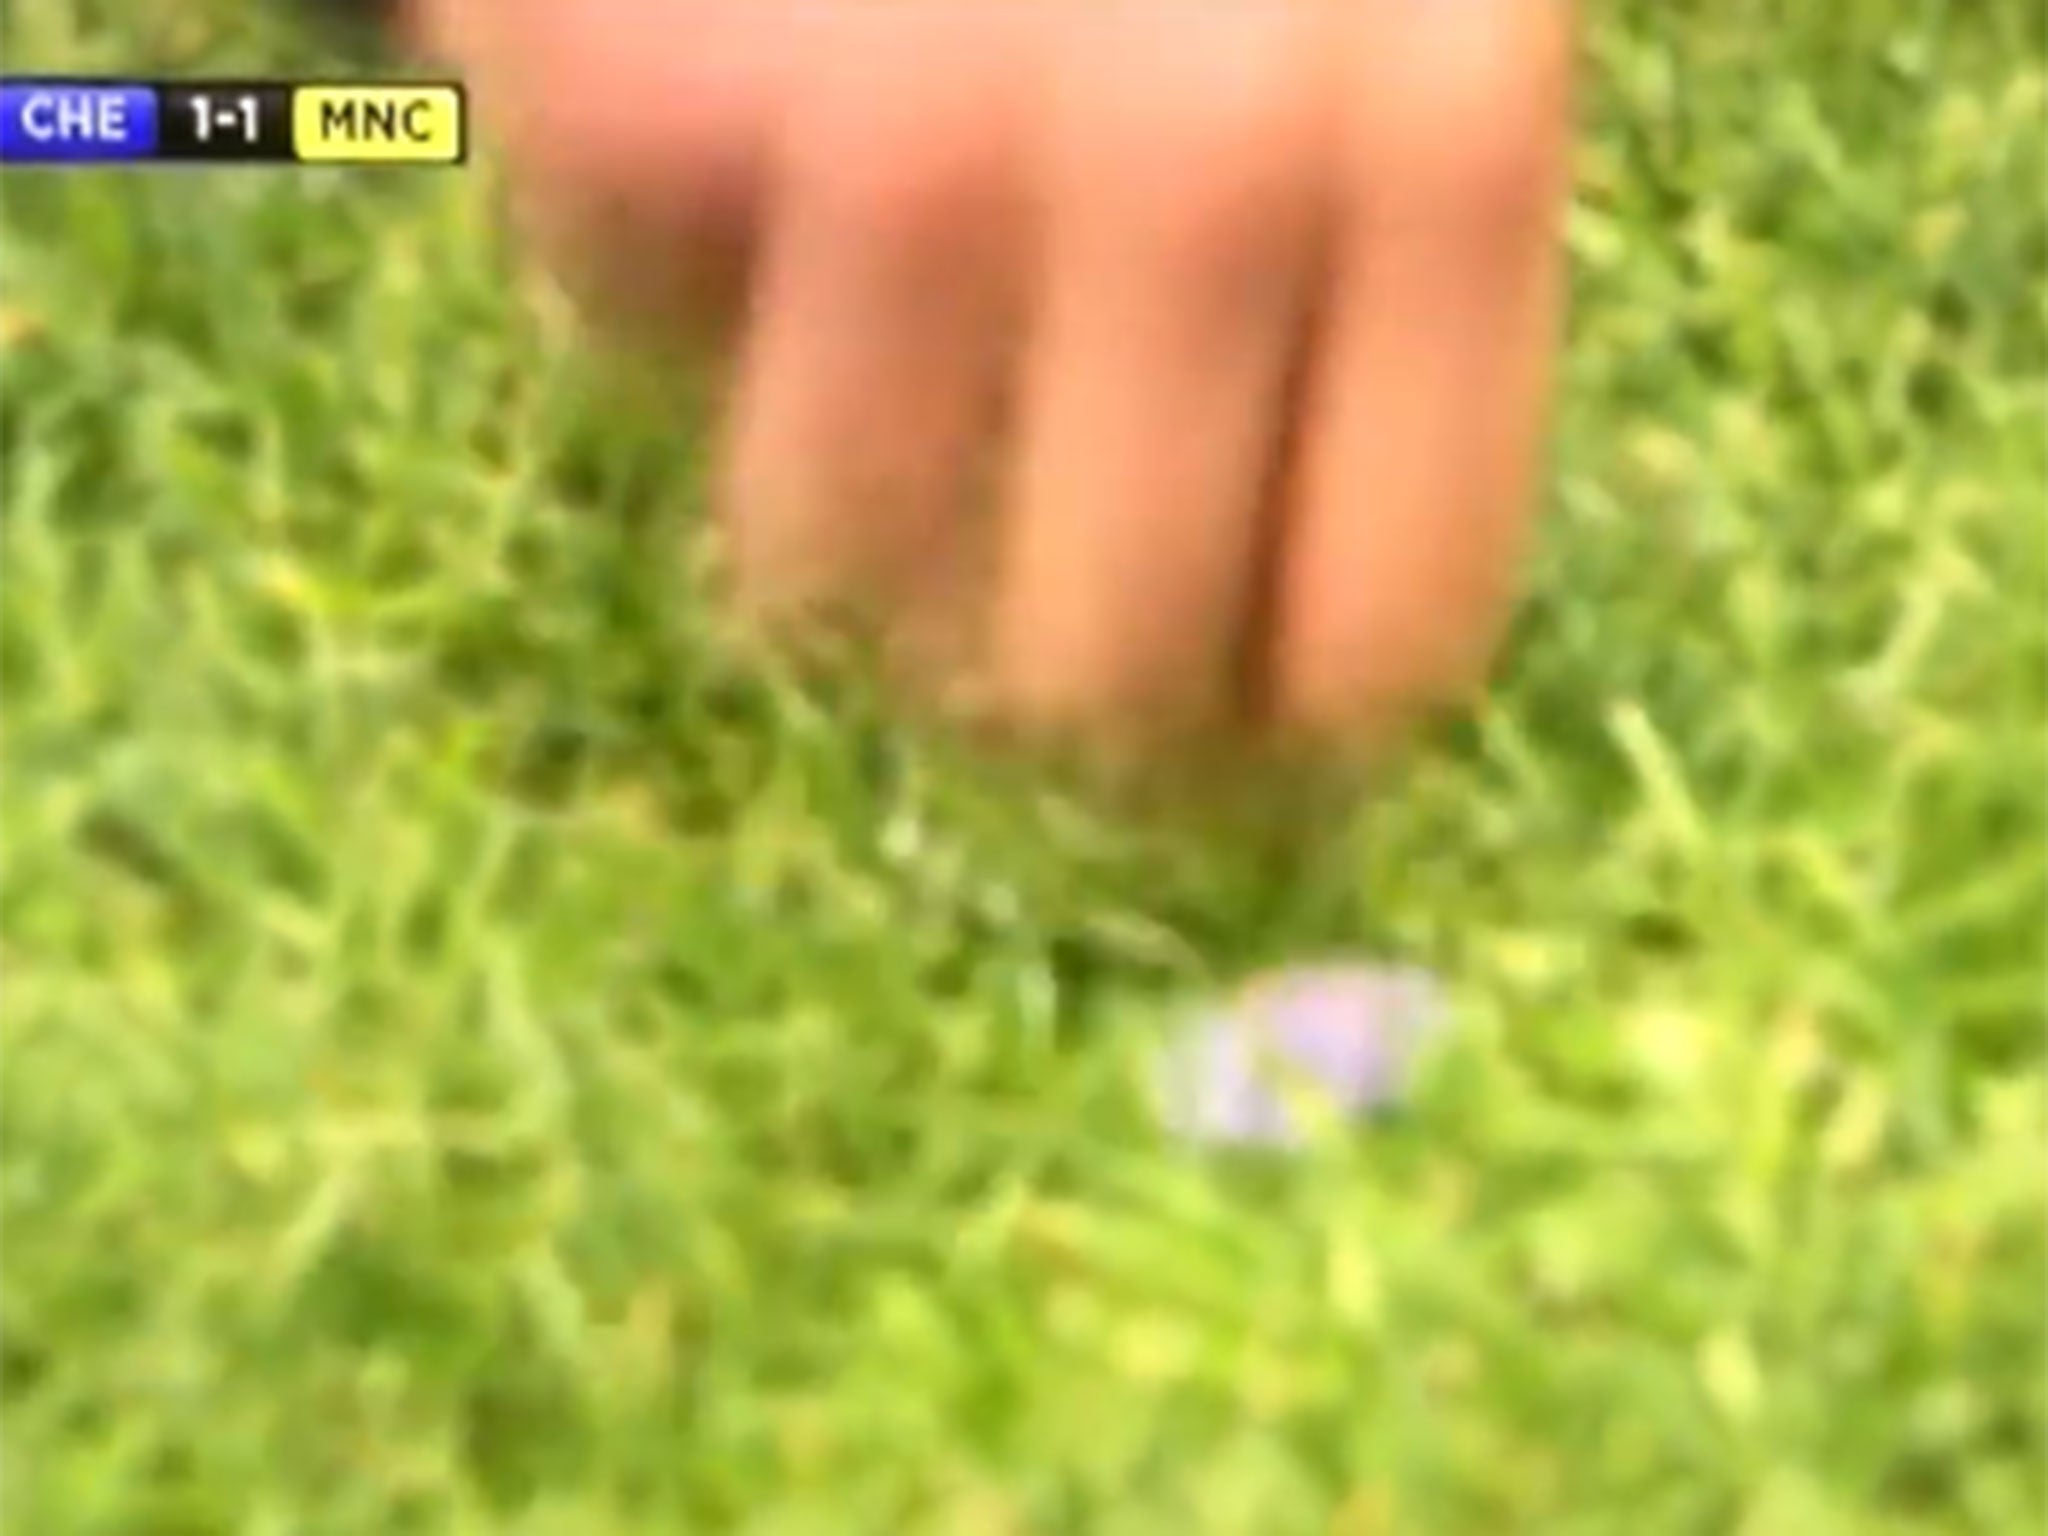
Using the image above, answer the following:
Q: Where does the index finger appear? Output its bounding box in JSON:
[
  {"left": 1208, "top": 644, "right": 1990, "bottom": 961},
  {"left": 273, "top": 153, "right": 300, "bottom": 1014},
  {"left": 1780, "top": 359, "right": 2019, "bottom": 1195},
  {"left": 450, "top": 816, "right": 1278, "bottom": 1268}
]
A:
[{"left": 412, "top": 0, "right": 794, "bottom": 331}]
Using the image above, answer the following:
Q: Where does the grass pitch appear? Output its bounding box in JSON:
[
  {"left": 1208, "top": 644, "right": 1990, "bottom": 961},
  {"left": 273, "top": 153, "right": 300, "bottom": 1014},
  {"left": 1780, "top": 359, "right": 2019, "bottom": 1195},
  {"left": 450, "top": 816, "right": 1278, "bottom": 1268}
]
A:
[{"left": 3, "top": 3, "right": 2043, "bottom": 1531}]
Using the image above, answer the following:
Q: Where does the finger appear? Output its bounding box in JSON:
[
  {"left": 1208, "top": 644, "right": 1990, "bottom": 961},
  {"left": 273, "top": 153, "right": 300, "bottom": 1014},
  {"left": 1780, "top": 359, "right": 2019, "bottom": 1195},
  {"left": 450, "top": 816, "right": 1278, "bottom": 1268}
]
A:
[
  {"left": 992, "top": 6, "right": 1331, "bottom": 740},
  {"left": 1268, "top": 0, "right": 1575, "bottom": 736},
  {"left": 427, "top": 0, "right": 796, "bottom": 335},
  {"left": 719, "top": 9, "right": 1030, "bottom": 688}
]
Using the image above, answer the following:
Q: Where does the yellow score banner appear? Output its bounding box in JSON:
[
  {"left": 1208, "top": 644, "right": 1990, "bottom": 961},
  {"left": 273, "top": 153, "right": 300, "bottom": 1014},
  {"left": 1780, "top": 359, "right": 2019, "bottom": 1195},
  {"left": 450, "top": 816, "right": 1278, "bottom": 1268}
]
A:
[{"left": 291, "top": 85, "right": 465, "bottom": 165}]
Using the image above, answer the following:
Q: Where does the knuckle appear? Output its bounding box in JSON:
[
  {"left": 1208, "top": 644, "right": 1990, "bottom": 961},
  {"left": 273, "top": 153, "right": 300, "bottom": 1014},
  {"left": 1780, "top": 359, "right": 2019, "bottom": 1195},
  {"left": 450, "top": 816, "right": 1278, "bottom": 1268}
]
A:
[
  {"left": 1084, "top": 57, "right": 1322, "bottom": 274},
  {"left": 1362, "top": 9, "right": 1573, "bottom": 229},
  {"left": 814, "top": 114, "right": 995, "bottom": 246},
  {"left": 1166, "top": 133, "right": 1310, "bottom": 264},
  {"left": 1427, "top": 111, "right": 1562, "bottom": 232},
  {"left": 794, "top": 36, "right": 1010, "bottom": 247}
]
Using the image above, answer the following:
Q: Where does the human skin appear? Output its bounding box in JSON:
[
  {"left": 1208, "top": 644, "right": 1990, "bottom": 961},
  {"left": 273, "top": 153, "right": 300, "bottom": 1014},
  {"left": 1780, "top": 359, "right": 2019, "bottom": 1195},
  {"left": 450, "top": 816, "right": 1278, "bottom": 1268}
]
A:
[{"left": 406, "top": 0, "right": 1577, "bottom": 754}]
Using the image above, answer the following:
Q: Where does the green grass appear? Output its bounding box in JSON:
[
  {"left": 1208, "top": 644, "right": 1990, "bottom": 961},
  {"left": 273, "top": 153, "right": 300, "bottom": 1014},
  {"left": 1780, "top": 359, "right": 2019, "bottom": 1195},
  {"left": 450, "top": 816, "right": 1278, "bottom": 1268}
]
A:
[{"left": 3, "top": 2, "right": 2043, "bottom": 1532}]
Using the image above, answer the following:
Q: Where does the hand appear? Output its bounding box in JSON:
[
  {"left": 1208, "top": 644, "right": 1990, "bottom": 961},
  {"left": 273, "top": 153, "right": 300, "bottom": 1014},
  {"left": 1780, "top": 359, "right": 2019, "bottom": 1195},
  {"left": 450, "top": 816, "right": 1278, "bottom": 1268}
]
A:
[{"left": 416, "top": 0, "right": 1575, "bottom": 753}]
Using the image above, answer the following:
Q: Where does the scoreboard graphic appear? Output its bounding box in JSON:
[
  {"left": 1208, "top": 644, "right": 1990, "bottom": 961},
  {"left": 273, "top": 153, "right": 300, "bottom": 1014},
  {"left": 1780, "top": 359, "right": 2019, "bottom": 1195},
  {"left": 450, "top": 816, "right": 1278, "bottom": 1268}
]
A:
[{"left": 0, "top": 79, "right": 466, "bottom": 166}]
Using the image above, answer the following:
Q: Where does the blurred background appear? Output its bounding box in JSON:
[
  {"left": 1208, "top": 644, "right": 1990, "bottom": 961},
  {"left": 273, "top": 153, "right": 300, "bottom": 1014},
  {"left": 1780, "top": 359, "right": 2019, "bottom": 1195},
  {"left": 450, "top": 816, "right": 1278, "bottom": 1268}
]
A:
[{"left": 3, "top": 3, "right": 2043, "bottom": 1533}]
